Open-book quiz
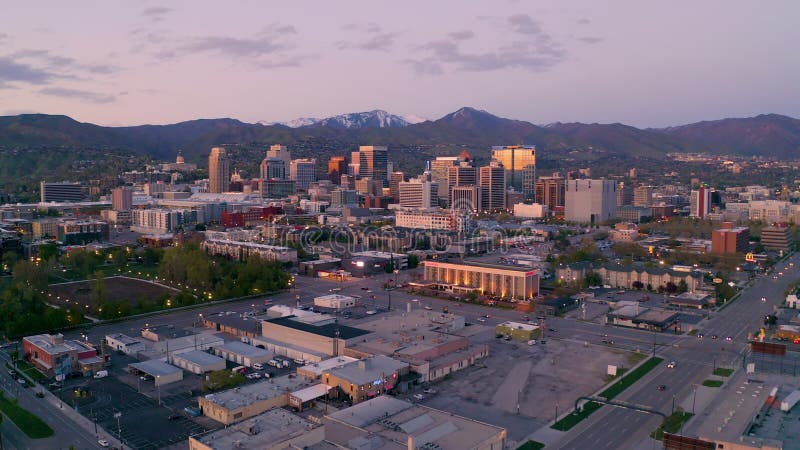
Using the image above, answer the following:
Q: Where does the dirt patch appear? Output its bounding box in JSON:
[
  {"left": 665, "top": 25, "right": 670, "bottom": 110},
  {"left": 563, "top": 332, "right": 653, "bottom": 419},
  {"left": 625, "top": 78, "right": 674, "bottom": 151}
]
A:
[{"left": 49, "top": 276, "right": 178, "bottom": 312}]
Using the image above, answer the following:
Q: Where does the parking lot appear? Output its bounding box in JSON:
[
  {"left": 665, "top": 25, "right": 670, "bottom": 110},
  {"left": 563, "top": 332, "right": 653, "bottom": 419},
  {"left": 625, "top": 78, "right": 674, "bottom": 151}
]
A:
[{"left": 417, "top": 327, "right": 635, "bottom": 441}]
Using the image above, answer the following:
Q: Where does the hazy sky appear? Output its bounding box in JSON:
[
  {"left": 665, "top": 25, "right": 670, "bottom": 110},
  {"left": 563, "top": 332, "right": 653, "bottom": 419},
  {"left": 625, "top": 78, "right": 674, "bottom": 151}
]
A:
[{"left": 1, "top": 1, "right": 798, "bottom": 127}]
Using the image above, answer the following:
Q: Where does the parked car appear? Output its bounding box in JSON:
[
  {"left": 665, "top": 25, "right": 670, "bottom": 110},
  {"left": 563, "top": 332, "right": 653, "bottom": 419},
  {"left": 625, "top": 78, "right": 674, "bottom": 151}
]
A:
[
  {"left": 252, "top": 363, "right": 264, "bottom": 370},
  {"left": 412, "top": 394, "right": 424, "bottom": 401},
  {"left": 423, "top": 388, "right": 437, "bottom": 394},
  {"left": 98, "top": 440, "right": 110, "bottom": 447},
  {"left": 667, "top": 361, "right": 677, "bottom": 369}
]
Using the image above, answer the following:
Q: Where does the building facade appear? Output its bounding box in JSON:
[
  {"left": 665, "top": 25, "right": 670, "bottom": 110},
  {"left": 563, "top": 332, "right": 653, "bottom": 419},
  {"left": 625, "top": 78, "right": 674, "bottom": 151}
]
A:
[
  {"left": 208, "top": 147, "right": 230, "bottom": 194},
  {"left": 479, "top": 161, "right": 507, "bottom": 212},
  {"left": 490, "top": 145, "right": 536, "bottom": 189},
  {"left": 289, "top": 158, "right": 317, "bottom": 190},
  {"left": 40, "top": 182, "right": 85, "bottom": 203},
  {"left": 423, "top": 261, "right": 539, "bottom": 300},
  {"left": 565, "top": 179, "right": 617, "bottom": 224}
]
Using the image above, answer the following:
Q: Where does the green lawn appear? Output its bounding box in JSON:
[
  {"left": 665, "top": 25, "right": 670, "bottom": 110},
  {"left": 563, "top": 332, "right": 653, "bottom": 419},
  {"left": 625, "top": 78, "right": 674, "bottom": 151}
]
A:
[
  {"left": 651, "top": 411, "right": 693, "bottom": 440},
  {"left": 12, "top": 360, "right": 45, "bottom": 382},
  {"left": 702, "top": 379, "right": 724, "bottom": 388},
  {"left": 551, "top": 401, "right": 602, "bottom": 431},
  {"left": 0, "top": 393, "right": 54, "bottom": 438},
  {"left": 713, "top": 367, "right": 734, "bottom": 377},
  {"left": 600, "top": 357, "right": 664, "bottom": 400},
  {"left": 516, "top": 440, "right": 545, "bottom": 450}
]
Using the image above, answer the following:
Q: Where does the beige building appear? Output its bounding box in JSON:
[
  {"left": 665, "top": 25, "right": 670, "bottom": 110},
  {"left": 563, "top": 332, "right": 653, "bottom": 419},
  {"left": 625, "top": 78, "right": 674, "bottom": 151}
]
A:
[
  {"left": 197, "top": 375, "right": 314, "bottom": 425},
  {"left": 188, "top": 408, "right": 323, "bottom": 450},
  {"left": 208, "top": 147, "right": 230, "bottom": 194},
  {"left": 321, "top": 355, "right": 409, "bottom": 404},
  {"left": 424, "top": 261, "right": 539, "bottom": 300},
  {"left": 556, "top": 262, "right": 704, "bottom": 292},
  {"left": 201, "top": 239, "right": 298, "bottom": 263},
  {"left": 260, "top": 316, "right": 371, "bottom": 357},
  {"left": 324, "top": 396, "right": 507, "bottom": 450}
]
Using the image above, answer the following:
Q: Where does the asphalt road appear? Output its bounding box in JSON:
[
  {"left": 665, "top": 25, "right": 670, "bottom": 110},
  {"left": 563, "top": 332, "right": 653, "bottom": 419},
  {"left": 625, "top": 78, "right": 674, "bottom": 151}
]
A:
[{"left": 552, "top": 253, "right": 800, "bottom": 450}]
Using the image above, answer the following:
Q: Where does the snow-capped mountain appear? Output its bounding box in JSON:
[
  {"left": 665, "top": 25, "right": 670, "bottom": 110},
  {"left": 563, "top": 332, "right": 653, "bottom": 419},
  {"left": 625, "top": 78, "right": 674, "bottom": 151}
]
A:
[{"left": 275, "top": 110, "right": 426, "bottom": 129}]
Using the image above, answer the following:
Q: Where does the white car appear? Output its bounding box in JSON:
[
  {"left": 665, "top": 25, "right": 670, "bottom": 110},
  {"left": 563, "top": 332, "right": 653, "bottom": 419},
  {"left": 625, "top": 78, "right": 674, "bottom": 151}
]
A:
[
  {"left": 667, "top": 361, "right": 677, "bottom": 369},
  {"left": 477, "top": 317, "right": 486, "bottom": 322},
  {"left": 412, "top": 393, "right": 424, "bottom": 401},
  {"left": 98, "top": 440, "right": 110, "bottom": 447},
  {"left": 424, "top": 305, "right": 432, "bottom": 310}
]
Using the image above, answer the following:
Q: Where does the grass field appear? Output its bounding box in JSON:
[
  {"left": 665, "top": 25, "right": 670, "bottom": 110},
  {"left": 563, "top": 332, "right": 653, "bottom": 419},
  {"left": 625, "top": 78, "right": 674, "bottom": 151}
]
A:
[
  {"left": 516, "top": 440, "right": 546, "bottom": 450},
  {"left": 702, "top": 379, "right": 723, "bottom": 388},
  {"left": 0, "top": 393, "right": 54, "bottom": 438},
  {"left": 651, "top": 411, "right": 693, "bottom": 440},
  {"left": 713, "top": 367, "right": 733, "bottom": 377}
]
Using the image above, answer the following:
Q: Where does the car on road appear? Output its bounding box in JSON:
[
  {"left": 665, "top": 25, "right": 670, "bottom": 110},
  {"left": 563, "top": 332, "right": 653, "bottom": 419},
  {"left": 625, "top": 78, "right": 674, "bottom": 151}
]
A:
[
  {"left": 423, "top": 305, "right": 432, "bottom": 310},
  {"left": 601, "top": 339, "right": 614, "bottom": 345},
  {"left": 423, "top": 388, "right": 437, "bottom": 394},
  {"left": 98, "top": 440, "right": 110, "bottom": 447},
  {"left": 483, "top": 314, "right": 491, "bottom": 318},
  {"left": 413, "top": 394, "right": 424, "bottom": 401},
  {"left": 361, "top": 287, "right": 369, "bottom": 290},
  {"left": 667, "top": 361, "right": 677, "bottom": 369},
  {"left": 548, "top": 328, "right": 557, "bottom": 332},
  {"left": 697, "top": 333, "right": 704, "bottom": 339},
  {"left": 657, "top": 385, "right": 666, "bottom": 391},
  {"left": 711, "top": 335, "right": 718, "bottom": 340},
  {"left": 477, "top": 317, "right": 486, "bottom": 322},
  {"left": 167, "top": 413, "right": 182, "bottom": 420},
  {"left": 761, "top": 297, "right": 767, "bottom": 302},
  {"left": 725, "top": 336, "right": 733, "bottom": 342}
]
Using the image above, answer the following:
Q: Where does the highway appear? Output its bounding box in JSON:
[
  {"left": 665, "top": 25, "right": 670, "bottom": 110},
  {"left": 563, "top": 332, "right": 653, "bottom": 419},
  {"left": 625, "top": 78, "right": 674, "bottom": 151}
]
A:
[{"left": 552, "top": 253, "right": 800, "bottom": 450}]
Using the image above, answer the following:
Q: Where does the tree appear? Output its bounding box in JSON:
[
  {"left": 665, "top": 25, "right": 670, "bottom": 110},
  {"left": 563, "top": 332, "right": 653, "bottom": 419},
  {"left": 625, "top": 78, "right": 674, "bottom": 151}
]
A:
[
  {"left": 632, "top": 281, "right": 644, "bottom": 290},
  {"left": 90, "top": 271, "right": 107, "bottom": 309},
  {"left": 664, "top": 282, "right": 678, "bottom": 294},
  {"left": 407, "top": 254, "right": 419, "bottom": 269},
  {"left": 584, "top": 271, "right": 603, "bottom": 288},
  {"left": 38, "top": 243, "right": 59, "bottom": 261},
  {"left": 677, "top": 280, "right": 688, "bottom": 294}
]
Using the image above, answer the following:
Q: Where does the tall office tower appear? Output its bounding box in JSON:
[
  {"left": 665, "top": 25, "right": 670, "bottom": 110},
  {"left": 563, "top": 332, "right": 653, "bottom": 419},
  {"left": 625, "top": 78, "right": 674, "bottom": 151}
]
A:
[
  {"left": 111, "top": 187, "right": 132, "bottom": 211},
  {"left": 565, "top": 179, "right": 617, "bottom": 224},
  {"left": 389, "top": 171, "right": 406, "bottom": 201},
  {"left": 490, "top": 145, "right": 536, "bottom": 189},
  {"left": 289, "top": 158, "right": 317, "bottom": 190},
  {"left": 398, "top": 178, "right": 438, "bottom": 208},
  {"left": 690, "top": 185, "right": 711, "bottom": 218},
  {"left": 340, "top": 174, "right": 356, "bottom": 190},
  {"left": 352, "top": 146, "right": 388, "bottom": 185},
  {"left": 260, "top": 157, "right": 286, "bottom": 180},
  {"left": 522, "top": 165, "right": 536, "bottom": 202},
  {"left": 208, "top": 147, "right": 230, "bottom": 193},
  {"left": 616, "top": 182, "right": 633, "bottom": 207},
  {"left": 266, "top": 144, "right": 292, "bottom": 166},
  {"left": 447, "top": 163, "right": 478, "bottom": 205},
  {"left": 451, "top": 185, "right": 482, "bottom": 212},
  {"left": 633, "top": 185, "right": 654, "bottom": 207},
  {"left": 479, "top": 161, "right": 507, "bottom": 212},
  {"left": 355, "top": 178, "right": 384, "bottom": 197},
  {"left": 431, "top": 157, "right": 458, "bottom": 204},
  {"left": 328, "top": 156, "right": 348, "bottom": 184},
  {"left": 535, "top": 176, "right": 566, "bottom": 210}
]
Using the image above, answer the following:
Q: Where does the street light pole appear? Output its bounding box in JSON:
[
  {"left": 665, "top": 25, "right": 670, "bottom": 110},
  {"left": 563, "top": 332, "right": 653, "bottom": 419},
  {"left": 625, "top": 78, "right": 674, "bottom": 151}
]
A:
[{"left": 692, "top": 385, "right": 697, "bottom": 415}]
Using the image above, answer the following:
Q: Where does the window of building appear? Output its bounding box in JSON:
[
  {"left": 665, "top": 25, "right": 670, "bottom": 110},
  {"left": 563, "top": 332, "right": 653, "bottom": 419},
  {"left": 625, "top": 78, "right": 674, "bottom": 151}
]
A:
[{"left": 233, "top": 412, "right": 242, "bottom": 419}]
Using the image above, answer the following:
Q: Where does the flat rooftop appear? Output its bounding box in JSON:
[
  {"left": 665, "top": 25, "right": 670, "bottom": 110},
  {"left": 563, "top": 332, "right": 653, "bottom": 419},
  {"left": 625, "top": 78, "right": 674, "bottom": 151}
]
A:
[
  {"left": 204, "top": 312, "right": 263, "bottom": 334},
  {"left": 105, "top": 333, "right": 141, "bottom": 346},
  {"left": 265, "top": 316, "right": 371, "bottom": 340},
  {"left": 358, "top": 310, "right": 464, "bottom": 334},
  {"left": 695, "top": 375, "right": 773, "bottom": 444},
  {"left": 428, "top": 260, "right": 537, "bottom": 273},
  {"left": 497, "top": 321, "right": 539, "bottom": 332},
  {"left": 326, "top": 355, "right": 408, "bottom": 386},
  {"left": 298, "top": 356, "right": 359, "bottom": 378},
  {"left": 129, "top": 360, "right": 182, "bottom": 377},
  {"left": 193, "top": 408, "right": 317, "bottom": 449},
  {"left": 326, "top": 396, "right": 506, "bottom": 450},
  {"left": 172, "top": 350, "right": 225, "bottom": 366},
  {"left": 203, "top": 375, "right": 313, "bottom": 411}
]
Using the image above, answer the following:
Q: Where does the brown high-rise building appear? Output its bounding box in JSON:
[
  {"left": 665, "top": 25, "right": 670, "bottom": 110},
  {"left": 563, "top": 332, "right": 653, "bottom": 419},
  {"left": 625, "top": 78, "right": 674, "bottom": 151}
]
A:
[
  {"left": 711, "top": 222, "right": 750, "bottom": 254},
  {"left": 535, "top": 176, "right": 565, "bottom": 210},
  {"left": 208, "top": 147, "right": 230, "bottom": 194},
  {"left": 479, "top": 161, "right": 506, "bottom": 212},
  {"left": 111, "top": 187, "right": 132, "bottom": 212},
  {"left": 389, "top": 171, "right": 406, "bottom": 201},
  {"left": 328, "top": 156, "right": 348, "bottom": 184}
]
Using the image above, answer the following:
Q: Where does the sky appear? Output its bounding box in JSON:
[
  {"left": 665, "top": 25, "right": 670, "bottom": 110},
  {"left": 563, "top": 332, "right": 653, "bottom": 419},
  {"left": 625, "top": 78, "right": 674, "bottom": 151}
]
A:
[{"left": 0, "top": 1, "right": 798, "bottom": 128}]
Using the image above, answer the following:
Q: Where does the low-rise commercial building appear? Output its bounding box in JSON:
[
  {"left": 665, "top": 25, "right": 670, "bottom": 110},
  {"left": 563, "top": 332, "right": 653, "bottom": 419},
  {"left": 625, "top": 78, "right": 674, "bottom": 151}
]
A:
[
  {"left": 105, "top": 333, "right": 145, "bottom": 355},
  {"left": 297, "top": 356, "right": 359, "bottom": 380},
  {"left": 313, "top": 294, "right": 357, "bottom": 311},
  {"left": 556, "top": 262, "right": 704, "bottom": 292},
  {"left": 321, "top": 355, "right": 409, "bottom": 404},
  {"left": 202, "top": 312, "right": 263, "bottom": 341},
  {"left": 495, "top": 322, "right": 541, "bottom": 341},
  {"left": 761, "top": 226, "right": 793, "bottom": 252},
  {"left": 423, "top": 261, "right": 540, "bottom": 300},
  {"left": 324, "top": 396, "right": 507, "bottom": 450},
  {"left": 172, "top": 350, "right": 227, "bottom": 374},
  {"left": 606, "top": 304, "right": 679, "bottom": 332},
  {"left": 212, "top": 341, "right": 273, "bottom": 368},
  {"left": 197, "top": 375, "right": 314, "bottom": 425},
  {"left": 261, "top": 316, "right": 371, "bottom": 357},
  {"left": 188, "top": 408, "right": 324, "bottom": 450},
  {"left": 23, "top": 333, "right": 103, "bottom": 378}
]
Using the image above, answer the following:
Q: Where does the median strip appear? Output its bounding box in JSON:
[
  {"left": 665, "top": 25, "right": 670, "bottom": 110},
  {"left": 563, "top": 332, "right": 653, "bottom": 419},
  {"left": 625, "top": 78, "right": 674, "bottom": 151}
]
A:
[
  {"left": 0, "top": 393, "right": 54, "bottom": 438},
  {"left": 551, "top": 356, "right": 663, "bottom": 431}
]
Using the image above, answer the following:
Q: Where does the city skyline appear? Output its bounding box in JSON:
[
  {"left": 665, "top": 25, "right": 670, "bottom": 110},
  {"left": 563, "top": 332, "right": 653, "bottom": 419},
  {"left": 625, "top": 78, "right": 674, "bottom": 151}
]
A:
[{"left": 0, "top": 1, "right": 798, "bottom": 128}]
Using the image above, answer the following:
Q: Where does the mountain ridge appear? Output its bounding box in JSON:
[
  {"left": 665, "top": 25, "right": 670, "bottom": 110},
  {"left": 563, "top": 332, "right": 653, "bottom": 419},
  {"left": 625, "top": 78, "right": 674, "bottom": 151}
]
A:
[{"left": 1, "top": 109, "right": 799, "bottom": 162}]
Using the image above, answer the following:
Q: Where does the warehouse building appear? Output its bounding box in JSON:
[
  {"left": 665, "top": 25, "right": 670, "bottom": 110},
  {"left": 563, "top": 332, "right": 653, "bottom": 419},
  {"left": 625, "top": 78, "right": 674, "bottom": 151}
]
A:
[
  {"left": 172, "top": 350, "right": 226, "bottom": 374},
  {"left": 324, "top": 396, "right": 507, "bottom": 450},
  {"left": 197, "top": 375, "right": 314, "bottom": 425},
  {"left": 188, "top": 408, "right": 324, "bottom": 450},
  {"left": 261, "top": 316, "right": 372, "bottom": 357},
  {"left": 296, "top": 356, "right": 359, "bottom": 380},
  {"left": 202, "top": 312, "right": 263, "bottom": 341},
  {"left": 104, "top": 333, "right": 145, "bottom": 355},
  {"left": 212, "top": 341, "right": 272, "bottom": 368}
]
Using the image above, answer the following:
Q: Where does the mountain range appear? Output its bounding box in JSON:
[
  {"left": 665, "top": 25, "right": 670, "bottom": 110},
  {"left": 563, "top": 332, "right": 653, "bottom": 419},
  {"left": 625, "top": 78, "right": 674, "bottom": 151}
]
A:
[{"left": 1, "top": 107, "right": 799, "bottom": 162}]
